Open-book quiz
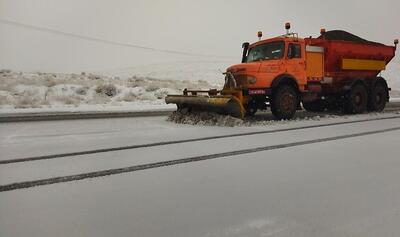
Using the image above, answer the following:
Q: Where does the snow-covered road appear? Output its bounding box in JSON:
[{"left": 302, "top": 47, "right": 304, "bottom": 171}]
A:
[{"left": 1, "top": 112, "right": 400, "bottom": 237}]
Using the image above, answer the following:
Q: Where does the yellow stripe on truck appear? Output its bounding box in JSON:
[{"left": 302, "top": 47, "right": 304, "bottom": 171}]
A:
[{"left": 342, "top": 59, "right": 386, "bottom": 71}]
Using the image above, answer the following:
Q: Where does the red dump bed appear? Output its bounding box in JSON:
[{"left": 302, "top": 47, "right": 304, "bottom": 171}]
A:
[{"left": 305, "top": 30, "right": 396, "bottom": 81}]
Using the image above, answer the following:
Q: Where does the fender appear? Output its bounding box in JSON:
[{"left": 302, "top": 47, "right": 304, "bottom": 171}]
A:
[
  {"left": 372, "top": 77, "right": 389, "bottom": 90},
  {"left": 342, "top": 78, "right": 368, "bottom": 91},
  {"left": 271, "top": 74, "right": 300, "bottom": 92},
  {"left": 342, "top": 77, "right": 389, "bottom": 93}
]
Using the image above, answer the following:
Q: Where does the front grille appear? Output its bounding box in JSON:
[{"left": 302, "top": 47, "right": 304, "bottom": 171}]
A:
[{"left": 232, "top": 74, "right": 247, "bottom": 87}]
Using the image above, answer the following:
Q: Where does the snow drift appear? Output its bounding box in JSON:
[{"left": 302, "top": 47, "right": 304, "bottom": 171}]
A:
[{"left": 0, "top": 70, "right": 217, "bottom": 110}]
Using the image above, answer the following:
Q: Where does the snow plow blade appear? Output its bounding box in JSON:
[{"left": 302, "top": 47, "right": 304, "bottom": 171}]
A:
[{"left": 165, "top": 94, "right": 245, "bottom": 118}]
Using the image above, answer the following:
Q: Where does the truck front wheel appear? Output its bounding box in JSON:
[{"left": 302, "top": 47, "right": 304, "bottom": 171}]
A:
[
  {"left": 245, "top": 98, "right": 258, "bottom": 117},
  {"left": 344, "top": 84, "right": 368, "bottom": 114},
  {"left": 271, "top": 85, "right": 298, "bottom": 119}
]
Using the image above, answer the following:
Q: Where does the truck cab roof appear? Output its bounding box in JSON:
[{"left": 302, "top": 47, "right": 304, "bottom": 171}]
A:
[{"left": 249, "top": 35, "right": 305, "bottom": 48}]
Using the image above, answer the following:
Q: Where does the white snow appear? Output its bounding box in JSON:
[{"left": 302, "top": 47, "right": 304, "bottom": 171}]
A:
[
  {"left": 1, "top": 112, "right": 400, "bottom": 237},
  {"left": 0, "top": 69, "right": 221, "bottom": 111},
  {"left": 0, "top": 103, "right": 176, "bottom": 114},
  {"left": 1, "top": 113, "right": 400, "bottom": 186}
]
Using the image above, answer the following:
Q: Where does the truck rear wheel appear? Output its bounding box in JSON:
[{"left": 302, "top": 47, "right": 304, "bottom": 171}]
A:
[
  {"left": 271, "top": 85, "right": 298, "bottom": 119},
  {"left": 368, "top": 82, "right": 387, "bottom": 112},
  {"left": 344, "top": 84, "right": 368, "bottom": 114},
  {"left": 302, "top": 100, "right": 325, "bottom": 112}
]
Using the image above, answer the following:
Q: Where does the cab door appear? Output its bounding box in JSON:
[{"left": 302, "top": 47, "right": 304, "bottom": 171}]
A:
[{"left": 286, "top": 43, "right": 306, "bottom": 87}]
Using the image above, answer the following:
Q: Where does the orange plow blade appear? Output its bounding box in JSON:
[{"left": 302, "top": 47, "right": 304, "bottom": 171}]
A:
[{"left": 165, "top": 94, "right": 245, "bottom": 118}]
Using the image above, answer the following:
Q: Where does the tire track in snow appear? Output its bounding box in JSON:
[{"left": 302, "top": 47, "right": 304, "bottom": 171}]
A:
[
  {"left": 1, "top": 115, "right": 400, "bottom": 165},
  {"left": 1, "top": 125, "right": 400, "bottom": 192}
]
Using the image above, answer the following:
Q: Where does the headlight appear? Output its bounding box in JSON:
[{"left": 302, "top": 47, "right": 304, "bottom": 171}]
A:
[{"left": 247, "top": 76, "right": 257, "bottom": 84}]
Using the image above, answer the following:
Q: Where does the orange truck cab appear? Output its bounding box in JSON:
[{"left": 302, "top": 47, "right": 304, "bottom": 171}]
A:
[
  {"left": 229, "top": 36, "right": 308, "bottom": 92},
  {"left": 166, "top": 23, "right": 397, "bottom": 119}
]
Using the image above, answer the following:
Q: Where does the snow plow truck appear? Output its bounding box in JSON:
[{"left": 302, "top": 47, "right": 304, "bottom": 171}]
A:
[{"left": 165, "top": 23, "right": 398, "bottom": 119}]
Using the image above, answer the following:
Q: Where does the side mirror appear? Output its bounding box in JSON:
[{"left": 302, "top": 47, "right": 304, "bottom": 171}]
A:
[{"left": 242, "top": 42, "right": 250, "bottom": 63}]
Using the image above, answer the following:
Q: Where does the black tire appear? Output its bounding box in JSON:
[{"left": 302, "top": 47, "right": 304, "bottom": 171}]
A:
[
  {"left": 245, "top": 107, "right": 257, "bottom": 117},
  {"left": 368, "top": 82, "right": 387, "bottom": 112},
  {"left": 302, "top": 100, "right": 325, "bottom": 112},
  {"left": 271, "top": 85, "right": 298, "bottom": 119},
  {"left": 245, "top": 98, "right": 258, "bottom": 117},
  {"left": 344, "top": 84, "right": 368, "bottom": 114}
]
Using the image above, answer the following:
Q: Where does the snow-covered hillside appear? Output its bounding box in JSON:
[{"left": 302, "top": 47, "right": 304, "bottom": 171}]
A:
[
  {"left": 99, "top": 60, "right": 233, "bottom": 84},
  {"left": 0, "top": 69, "right": 217, "bottom": 110}
]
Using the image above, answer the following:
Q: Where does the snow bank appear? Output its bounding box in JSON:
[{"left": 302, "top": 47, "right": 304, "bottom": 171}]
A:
[
  {"left": 168, "top": 111, "right": 245, "bottom": 127},
  {"left": 167, "top": 110, "right": 400, "bottom": 127},
  {"left": 0, "top": 70, "right": 216, "bottom": 110},
  {"left": 167, "top": 111, "right": 343, "bottom": 127}
]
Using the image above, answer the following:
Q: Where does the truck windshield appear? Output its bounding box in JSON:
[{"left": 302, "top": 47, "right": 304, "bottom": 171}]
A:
[{"left": 246, "top": 41, "right": 284, "bottom": 62}]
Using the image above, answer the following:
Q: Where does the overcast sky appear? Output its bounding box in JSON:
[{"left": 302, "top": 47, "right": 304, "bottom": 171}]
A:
[{"left": 0, "top": 0, "right": 399, "bottom": 73}]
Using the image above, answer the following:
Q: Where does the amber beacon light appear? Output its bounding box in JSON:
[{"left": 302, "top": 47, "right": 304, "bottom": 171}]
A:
[
  {"left": 257, "top": 31, "right": 262, "bottom": 40},
  {"left": 285, "top": 22, "right": 291, "bottom": 34}
]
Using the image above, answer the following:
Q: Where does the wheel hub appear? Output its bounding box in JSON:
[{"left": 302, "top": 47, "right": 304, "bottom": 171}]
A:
[
  {"left": 354, "top": 94, "right": 361, "bottom": 105},
  {"left": 281, "top": 93, "right": 295, "bottom": 112},
  {"left": 375, "top": 94, "right": 382, "bottom": 103}
]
